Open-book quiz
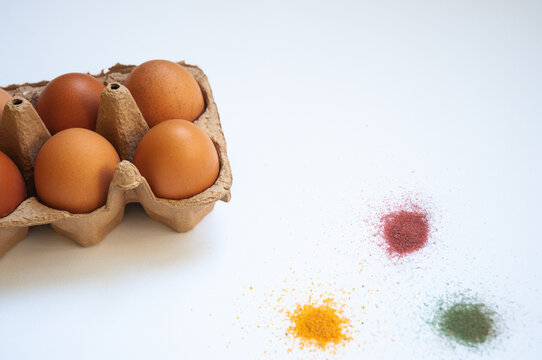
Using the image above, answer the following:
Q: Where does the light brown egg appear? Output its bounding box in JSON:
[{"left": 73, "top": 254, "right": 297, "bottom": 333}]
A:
[
  {"left": 124, "top": 60, "right": 205, "bottom": 128},
  {"left": 35, "top": 73, "right": 105, "bottom": 134},
  {"left": 134, "top": 119, "right": 219, "bottom": 199},
  {"left": 34, "top": 128, "right": 120, "bottom": 213},
  {"left": 0, "top": 88, "right": 11, "bottom": 124},
  {"left": 0, "top": 151, "right": 26, "bottom": 218}
]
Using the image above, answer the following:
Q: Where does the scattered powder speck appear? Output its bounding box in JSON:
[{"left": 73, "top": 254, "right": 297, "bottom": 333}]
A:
[{"left": 235, "top": 282, "right": 376, "bottom": 358}]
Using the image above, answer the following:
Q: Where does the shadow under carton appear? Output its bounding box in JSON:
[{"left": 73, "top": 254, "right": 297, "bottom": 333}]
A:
[{"left": 0, "top": 61, "right": 232, "bottom": 257}]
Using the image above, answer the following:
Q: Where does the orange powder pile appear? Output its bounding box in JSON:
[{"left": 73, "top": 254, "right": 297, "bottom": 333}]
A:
[{"left": 287, "top": 297, "right": 352, "bottom": 350}]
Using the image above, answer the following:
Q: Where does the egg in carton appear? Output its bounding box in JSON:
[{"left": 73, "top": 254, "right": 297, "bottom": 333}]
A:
[{"left": 0, "top": 62, "right": 232, "bottom": 257}]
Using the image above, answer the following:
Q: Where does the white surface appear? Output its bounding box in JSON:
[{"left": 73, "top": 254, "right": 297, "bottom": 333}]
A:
[{"left": 1, "top": 0, "right": 541, "bottom": 359}]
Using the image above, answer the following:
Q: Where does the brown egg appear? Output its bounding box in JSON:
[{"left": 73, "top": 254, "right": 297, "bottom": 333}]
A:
[
  {"left": 134, "top": 119, "right": 219, "bottom": 199},
  {"left": 34, "top": 128, "right": 120, "bottom": 213},
  {"left": 124, "top": 60, "right": 205, "bottom": 128},
  {"left": 36, "top": 73, "right": 105, "bottom": 134},
  {"left": 0, "top": 88, "right": 11, "bottom": 124},
  {"left": 0, "top": 151, "right": 26, "bottom": 218}
]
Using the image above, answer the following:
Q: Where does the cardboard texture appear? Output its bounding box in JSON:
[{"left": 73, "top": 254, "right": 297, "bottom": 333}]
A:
[{"left": 0, "top": 62, "right": 232, "bottom": 257}]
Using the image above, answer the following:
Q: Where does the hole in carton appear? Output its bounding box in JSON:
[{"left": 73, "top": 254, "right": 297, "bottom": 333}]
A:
[
  {"left": 12, "top": 98, "right": 23, "bottom": 105},
  {"left": 110, "top": 83, "right": 120, "bottom": 90}
]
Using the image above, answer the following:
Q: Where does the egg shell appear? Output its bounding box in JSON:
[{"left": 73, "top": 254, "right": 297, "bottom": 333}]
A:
[
  {"left": 0, "top": 88, "right": 11, "bottom": 124},
  {"left": 124, "top": 60, "right": 205, "bottom": 127},
  {"left": 35, "top": 73, "right": 105, "bottom": 134},
  {"left": 34, "top": 128, "right": 120, "bottom": 214},
  {"left": 0, "top": 151, "right": 26, "bottom": 218},
  {"left": 0, "top": 61, "right": 232, "bottom": 258},
  {"left": 134, "top": 119, "right": 219, "bottom": 199}
]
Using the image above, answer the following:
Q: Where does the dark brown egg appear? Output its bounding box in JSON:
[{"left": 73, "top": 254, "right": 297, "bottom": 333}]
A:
[
  {"left": 0, "top": 151, "right": 26, "bottom": 218},
  {"left": 36, "top": 73, "right": 105, "bottom": 134}
]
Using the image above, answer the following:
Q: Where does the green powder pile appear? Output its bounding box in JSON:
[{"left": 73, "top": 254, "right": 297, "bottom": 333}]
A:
[{"left": 434, "top": 300, "right": 497, "bottom": 347}]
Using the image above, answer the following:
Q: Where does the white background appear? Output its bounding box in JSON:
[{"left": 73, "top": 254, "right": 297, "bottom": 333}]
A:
[{"left": 1, "top": 0, "right": 541, "bottom": 359}]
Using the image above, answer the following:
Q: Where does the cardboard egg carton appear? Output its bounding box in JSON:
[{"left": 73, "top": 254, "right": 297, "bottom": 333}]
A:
[{"left": 0, "top": 62, "right": 232, "bottom": 257}]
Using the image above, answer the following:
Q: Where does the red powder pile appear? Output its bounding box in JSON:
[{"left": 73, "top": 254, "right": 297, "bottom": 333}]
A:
[{"left": 381, "top": 210, "right": 429, "bottom": 256}]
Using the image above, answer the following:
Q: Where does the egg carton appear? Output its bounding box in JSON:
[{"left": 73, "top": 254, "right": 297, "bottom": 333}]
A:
[{"left": 0, "top": 62, "right": 232, "bottom": 257}]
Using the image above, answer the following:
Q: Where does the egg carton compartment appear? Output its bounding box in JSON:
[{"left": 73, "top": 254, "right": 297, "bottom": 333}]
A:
[{"left": 0, "top": 62, "right": 232, "bottom": 257}]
